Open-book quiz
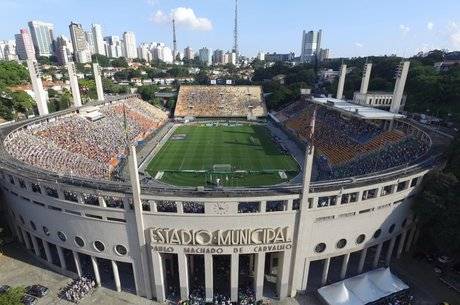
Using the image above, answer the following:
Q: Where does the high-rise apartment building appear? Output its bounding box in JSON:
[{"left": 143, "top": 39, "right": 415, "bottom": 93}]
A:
[
  {"left": 300, "top": 29, "right": 322, "bottom": 63},
  {"left": 212, "top": 49, "right": 224, "bottom": 65},
  {"left": 122, "top": 31, "right": 137, "bottom": 59},
  {"left": 0, "top": 40, "right": 17, "bottom": 61},
  {"left": 28, "top": 20, "right": 54, "bottom": 57},
  {"left": 184, "top": 46, "right": 194, "bottom": 60},
  {"left": 15, "top": 29, "right": 36, "bottom": 60},
  {"left": 91, "top": 24, "right": 105, "bottom": 56},
  {"left": 69, "top": 22, "right": 91, "bottom": 63},
  {"left": 55, "top": 36, "right": 72, "bottom": 65},
  {"left": 104, "top": 36, "right": 123, "bottom": 58},
  {"left": 198, "top": 47, "right": 211, "bottom": 66},
  {"left": 85, "top": 31, "right": 95, "bottom": 54}
]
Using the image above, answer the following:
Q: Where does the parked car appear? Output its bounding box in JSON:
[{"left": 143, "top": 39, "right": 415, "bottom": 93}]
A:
[
  {"left": 25, "top": 284, "right": 49, "bottom": 297},
  {"left": 21, "top": 294, "right": 37, "bottom": 305},
  {"left": 0, "top": 285, "right": 11, "bottom": 294}
]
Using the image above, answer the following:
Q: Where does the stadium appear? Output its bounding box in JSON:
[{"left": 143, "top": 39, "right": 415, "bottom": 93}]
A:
[{"left": 0, "top": 84, "right": 449, "bottom": 304}]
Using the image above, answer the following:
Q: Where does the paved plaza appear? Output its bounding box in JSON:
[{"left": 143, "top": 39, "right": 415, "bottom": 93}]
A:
[{"left": 1, "top": 242, "right": 458, "bottom": 305}]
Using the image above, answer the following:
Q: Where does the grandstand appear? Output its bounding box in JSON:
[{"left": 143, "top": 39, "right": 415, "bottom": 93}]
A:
[
  {"left": 174, "top": 85, "right": 267, "bottom": 118},
  {"left": 3, "top": 97, "right": 168, "bottom": 179},
  {"left": 276, "top": 101, "right": 430, "bottom": 179}
]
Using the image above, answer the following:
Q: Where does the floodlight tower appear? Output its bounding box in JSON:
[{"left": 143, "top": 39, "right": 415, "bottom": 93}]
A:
[
  {"left": 360, "top": 62, "right": 372, "bottom": 94},
  {"left": 336, "top": 64, "right": 347, "bottom": 100},
  {"left": 172, "top": 18, "right": 177, "bottom": 63},
  {"left": 233, "top": 0, "right": 239, "bottom": 62},
  {"left": 390, "top": 61, "right": 410, "bottom": 113},
  {"left": 93, "top": 63, "right": 104, "bottom": 101},
  {"left": 26, "top": 59, "right": 49, "bottom": 116},
  {"left": 66, "top": 61, "right": 82, "bottom": 107}
]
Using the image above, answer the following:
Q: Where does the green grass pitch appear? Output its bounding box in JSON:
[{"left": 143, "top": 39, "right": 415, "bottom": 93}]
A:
[{"left": 146, "top": 123, "right": 300, "bottom": 187}]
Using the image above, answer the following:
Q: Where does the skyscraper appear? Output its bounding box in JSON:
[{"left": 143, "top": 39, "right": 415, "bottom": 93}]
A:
[
  {"left": 198, "top": 47, "right": 211, "bottom": 66},
  {"left": 28, "top": 20, "right": 54, "bottom": 57},
  {"left": 55, "top": 35, "right": 72, "bottom": 65},
  {"left": 85, "top": 31, "right": 95, "bottom": 54},
  {"left": 104, "top": 36, "right": 123, "bottom": 58},
  {"left": 300, "top": 29, "right": 322, "bottom": 63},
  {"left": 122, "top": 31, "right": 137, "bottom": 59},
  {"left": 15, "top": 29, "right": 36, "bottom": 60},
  {"left": 69, "top": 22, "right": 91, "bottom": 63},
  {"left": 91, "top": 24, "right": 105, "bottom": 56},
  {"left": 184, "top": 46, "right": 194, "bottom": 60}
]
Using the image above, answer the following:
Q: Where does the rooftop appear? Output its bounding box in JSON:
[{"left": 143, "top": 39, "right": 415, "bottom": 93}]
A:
[{"left": 312, "top": 97, "right": 405, "bottom": 120}]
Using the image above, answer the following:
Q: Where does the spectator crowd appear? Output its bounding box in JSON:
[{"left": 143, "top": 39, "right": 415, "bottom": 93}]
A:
[
  {"left": 175, "top": 86, "right": 266, "bottom": 118},
  {"left": 4, "top": 97, "right": 168, "bottom": 179}
]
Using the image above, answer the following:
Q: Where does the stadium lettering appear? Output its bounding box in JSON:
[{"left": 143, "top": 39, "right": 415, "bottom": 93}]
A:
[{"left": 151, "top": 227, "right": 291, "bottom": 246}]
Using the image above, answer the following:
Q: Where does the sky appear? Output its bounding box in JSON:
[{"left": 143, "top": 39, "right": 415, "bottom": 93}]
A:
[{"left": 1, "top": 0, "right": 460, "bottom": 58}]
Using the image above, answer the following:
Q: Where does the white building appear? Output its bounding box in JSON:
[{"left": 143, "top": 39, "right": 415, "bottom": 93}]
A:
[
  {"left": 184, "top": 46, "right": 194, "bottom": 61},
  {"left": 123, "top": 31, "right": 137, "bottom": 59},
  {"left": 92, "top": 24, "right": 106, "bottom": 56},
  {"left": 256, "top": 51, "right": 265, "bottom": 61},
  {"left": 0, "top": 40, "right": 17, "bottom": 61},
  {"left": 28, "top": 20, "right": 54, "bottom": 57},
  {"left": 0, "top": 95, "right": 441, "bottom": 303},
  {"left": 104, "top": 36, "right": 123, "bottom": 58},
  {"left": 137, "top": 44, "right": 152, "bottom": 62}
]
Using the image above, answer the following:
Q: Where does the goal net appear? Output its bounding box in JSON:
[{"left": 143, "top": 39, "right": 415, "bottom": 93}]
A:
[{"left": 212, "top": 164, "right": 232, "bottom": 173}]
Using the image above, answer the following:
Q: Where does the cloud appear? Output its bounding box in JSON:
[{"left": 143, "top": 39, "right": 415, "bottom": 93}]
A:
[
  {"left": 427, "top": 22, "right": 434, "bottom": 30},
  {"left": 151, "top": 7, "right": 213, "bottom": 31},
  {"left": 151, "top": 10, "right": 168, "bottom": 23},
  {"left": 354, "top": 42, "right": 363, "bottom": 48},
  {"left": 399, "top": 24, "right": 410, "bottom": 35}
]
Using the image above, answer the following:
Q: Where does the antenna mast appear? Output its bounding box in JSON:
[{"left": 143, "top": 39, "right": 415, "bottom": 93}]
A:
[{"left": 233, "top": 0, "right": 239, "bottom": 61}]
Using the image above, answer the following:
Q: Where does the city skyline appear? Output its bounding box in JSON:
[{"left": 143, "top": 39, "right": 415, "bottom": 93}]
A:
[{"left": 1, "top": 0, "right": 460, "bottom": 58}]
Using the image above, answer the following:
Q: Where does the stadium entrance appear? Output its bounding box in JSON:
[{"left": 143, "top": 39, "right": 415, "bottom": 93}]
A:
[
  {"left": 161, "top": 253, "right": 180, "bottom": 300},
  {"left": 213, "top": 255, "right": 231, "bottom": 297},
  {"left": 187, "top": 255, "right": 205, "bottom": 300}
]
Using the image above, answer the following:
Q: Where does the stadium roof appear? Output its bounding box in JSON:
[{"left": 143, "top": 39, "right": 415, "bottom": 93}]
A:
[{"left": 312, "top": 97, "right": 405, "bottom": 120}]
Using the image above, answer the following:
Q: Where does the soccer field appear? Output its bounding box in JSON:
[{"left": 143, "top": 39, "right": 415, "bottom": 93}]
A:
[{"left": 146, "top": 123, "right": 300, "bottom": 187}]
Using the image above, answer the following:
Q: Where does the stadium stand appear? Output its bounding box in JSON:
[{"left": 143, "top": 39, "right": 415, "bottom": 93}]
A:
[
  {"left": 174, "top": 85, "right": 267, "bottom": 118},
  {"left": 277, "top": 102, "right": 430, "bottom": 179},
  {"left": 4, "top": 97, "right": 168, "bottom": 180}
]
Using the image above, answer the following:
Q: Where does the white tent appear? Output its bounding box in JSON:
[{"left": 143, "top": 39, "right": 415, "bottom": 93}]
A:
[
  {"left": 317, "top": 268, "right": 409, "bottom": 305},
  {"left": 344, "top": 274, "right": 387, "bottom": 303},
  {"left": 318, "top": 282, "right": 364, "bottom": 305},
  {"left": 367, "top": 268, "right": 409, "bottom": 295}
]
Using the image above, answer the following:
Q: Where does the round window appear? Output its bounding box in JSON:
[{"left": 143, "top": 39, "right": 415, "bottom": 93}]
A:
[
  {"left": 30, "top": 221, "right": 36, "bottom": 231},
  {"left": 74, "top": 236, "right": 85, "bottom": 248},
  {"left": 94, "top": 241, "right": 105, "bottom": 252},
  {"left": 336, "top": 239, "right": 347, "bottom": 249},
  {"left": 57, "top": 231, "right": 67, "bottom": 242},
  {"left": 373, "top": 229, "right": 382, "bottom": 239},
  {"left": 356, "top": 234, "right": 366, "bottom": 244},
  {"left": 115, "top": 245, "right": 128, "bottom": 256},
  {"left": 388, "top": 224, "right": 396, "bottom": 234},
  {"left": 314, "top": 243, "right": 326, "bottom": 253},
  {"left": 42, "top": 226, "right": 50, "bottom": 236}
]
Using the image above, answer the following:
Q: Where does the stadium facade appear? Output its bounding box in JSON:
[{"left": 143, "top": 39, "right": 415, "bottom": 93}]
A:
[{"left": 0, "top": 90, "right": 447, "bottom": 303}]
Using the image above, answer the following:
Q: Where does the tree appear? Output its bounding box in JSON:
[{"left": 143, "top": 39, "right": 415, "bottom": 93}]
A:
[
  {"left": 0, "top": 60, "right": 29, "bottom": 87},
  {"left": 111, "top": 57, "right": 129, "bottom": 68},
  {"left": 11, "top": 91, "right": 35, "bottom": 115},
  {"left": 92, "top": 54, "right": 111, "bottom": 67},
  {"left": 0, "top": 287, "right": 25, "bottom": 305},
  {"left": 137, "top": 85, "right": 159, "bottom": 101}
]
